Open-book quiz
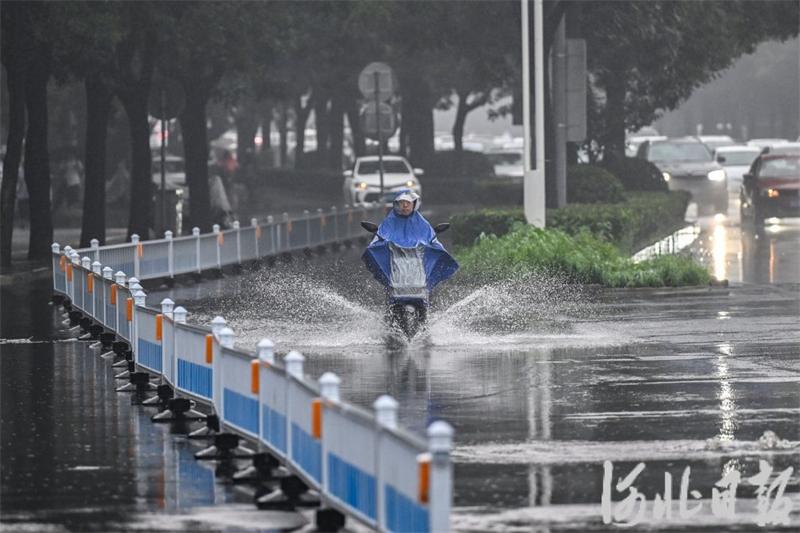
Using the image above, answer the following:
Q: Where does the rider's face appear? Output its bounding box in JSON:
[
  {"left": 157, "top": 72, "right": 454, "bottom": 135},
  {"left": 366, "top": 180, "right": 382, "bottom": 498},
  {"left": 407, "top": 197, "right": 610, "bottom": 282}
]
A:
[{"left": 396, "top": 200, "right": 413, "bottom": 216}]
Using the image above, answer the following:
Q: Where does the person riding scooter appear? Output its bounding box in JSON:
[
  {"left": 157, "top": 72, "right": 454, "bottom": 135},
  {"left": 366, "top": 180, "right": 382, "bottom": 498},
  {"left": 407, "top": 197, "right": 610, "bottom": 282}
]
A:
[{"left": 362, "top": 189, "right": 459, "bottom": 337}]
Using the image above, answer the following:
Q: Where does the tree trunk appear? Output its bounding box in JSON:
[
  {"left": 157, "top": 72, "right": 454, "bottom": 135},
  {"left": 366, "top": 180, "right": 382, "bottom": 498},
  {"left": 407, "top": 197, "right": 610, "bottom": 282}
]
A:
[
  {"left": 452, "top": 90, "right": 470, "bottom": 154},
  {"left": 180, "top": 87, "right": 212, "bottom": 232},
  {"left": 294, "top": 95, "right": 312, "bottom": 169},
  {"left": 328, "top": 93, "right": 344, "bottom": 170},
  {"left": 24, "top": 50, "right": 53, "bottom": 261},
  {"left": 345, "top": 96, "right": 365, "bottom": 158},
  {"left": 314, "top": 92, "right": 330, "bottom": 166},
  {"left": 235, "top": 98, "right": 258, "bottom": 182},
  {"left": 119, "top": 93, "right": 153, "bottom": 239},
  {"left": 80, "top": 75, "right": 113, "bottom": 247},
  {"left": 0, "top": 52, "right": 26, "bottom": 267},
  {"left": 279, "top": 102, "right": 288, "bottom": 167},
  {"left": 603, "top": 73, "right": 627, "bottom": 160}
]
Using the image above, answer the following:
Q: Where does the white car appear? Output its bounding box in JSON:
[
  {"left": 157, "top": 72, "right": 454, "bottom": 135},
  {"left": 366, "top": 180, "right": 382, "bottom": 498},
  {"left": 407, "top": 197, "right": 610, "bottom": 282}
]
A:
[
  {"left": 747, "top": 138, "right": 789, "bottom": 150},
  {"left": 713, "top": 145, "right": 761, "bottom": 191},
  {"left": 151, "top": 154, "right": 186, "bottom": 190},
  {"left": 486, "top": 150, "right": 523, "bottom": 182},
  {"left": 697, "top": 135, "right": 736, "bottom": 152},
  {"left": 343, "top": 156, "right": 422, "bottom": 205}
]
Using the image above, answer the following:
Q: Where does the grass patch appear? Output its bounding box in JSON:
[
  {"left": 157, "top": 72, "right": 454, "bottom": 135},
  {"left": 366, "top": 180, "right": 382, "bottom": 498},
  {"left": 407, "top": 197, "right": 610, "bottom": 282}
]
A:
[{"left": 455, "top": 226, "right": 709, "bottom": 288}]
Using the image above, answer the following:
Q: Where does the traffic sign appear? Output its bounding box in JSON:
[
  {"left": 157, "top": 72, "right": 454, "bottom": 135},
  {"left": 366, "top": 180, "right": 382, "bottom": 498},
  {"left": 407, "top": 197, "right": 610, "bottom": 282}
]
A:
[
  {"left": 358, "top": 62, "right": 395, "bottom": 101},
  {"left": 361, "top": 102, "right": 397, "bottom": 139}
]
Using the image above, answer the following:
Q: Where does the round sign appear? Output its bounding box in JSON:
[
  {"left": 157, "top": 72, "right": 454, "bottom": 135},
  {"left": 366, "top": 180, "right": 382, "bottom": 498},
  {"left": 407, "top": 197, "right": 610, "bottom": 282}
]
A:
[
  {"left": 361, "top": 102, "right": 397, "bottom": 139},
  {"left": 358, "top": 62, "right": 395, "bottom": 101},
  {"left": 148, "top": 73, "right": 185, "bottom": 120}
]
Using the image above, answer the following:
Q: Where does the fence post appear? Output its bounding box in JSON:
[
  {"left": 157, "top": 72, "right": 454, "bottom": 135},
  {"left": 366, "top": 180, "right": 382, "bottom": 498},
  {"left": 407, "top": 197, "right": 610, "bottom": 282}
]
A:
[
  {"left": 427, "top": 421, "right": 454, "bottom": 533},
  {"left": 160, "top": 297, "right": 174, "bottom": 319},
  {"left": 172, "top": 306, "right": 187, "bottom": 381},
  {"left": 258, "top": 338, "right": 275, "bottom": 365},
  {"left": 217, "top": 325, "right": 235, "bottom": 417},
  {"left": 132, "top": 289, "right": 146, "bottom": 363},
  {"left": 304, "top": 210, "right": 311, "bottom": 247},
  {"left": 173, "top": 306, "right": 187, "bottom": 323},
  {"left": 318, "top": 372, "right": 341, "bottom": 495},
  {"left": 91, "top": 238, "right": 100, "bottom": 262},
  {"left": 374, "top": 394, "right": 399, "bottom": 528},
  {"left": 115, "top": 271, "right": 127, "bottom": 287},
  {"left": 92, "top": 261, "right": 102, "bottom": 275},
  {"left": 193, "top": 227, "right": 201, "bottom": 274},
  {"left": 165, "top": 230, "right": 174, "bottom": 279},
  {"left": 251, "top": 218, "right": 260, "bottom": 259},
  {"left": 213, "top": 224, "right": 222, "bottom": 271},
  {"left": 331, "top": 206, "right": 338, "bottom": 242},
  {"left": 131, "top": 234, "right": 140, "bottom": 279},
  {"left": 284, "top": 350, "right": 305, "bottom": 464},
  {"left": 233, "top": 220, "right": 241, "bottom": 265},
  {"left": 267, "top": 215, "right": 276, "bottom": 254},
  {"left": 103, "top": 267, "right": 114, "bottom": 328},
  {"left": 211, "top": 316, "right": 226, "bottom": 338},
  {"left": 283, "top": 212, "right": 290, "bottom": 251}
]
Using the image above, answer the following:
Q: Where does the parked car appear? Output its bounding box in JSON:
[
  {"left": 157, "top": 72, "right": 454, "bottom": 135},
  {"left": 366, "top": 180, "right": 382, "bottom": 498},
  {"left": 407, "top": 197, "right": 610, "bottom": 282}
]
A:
[
  {"left": 637, "top": 138, "right": 727, "bottom": 213},
  {"left": 714, "top": 145, "right": 762, "bottom": 191},
  {"left": 486, "top": 149, "right": 523, "bottom": 182},
  {"left": 625, "top": 135, "right": 666, "bottom": 157},
  {"left": 740, "top": 153, "right": 800, "bottom": 223},
  {"left": 761, "top": 142, "right": 800, "bottom": 156},
  {"left": 151, "top": 154, "right": 186, "bottom": 190},
  {"left": 747, "top": 138, "right": 789, "bottom": 151},
  {"left": 697, "top": 135, "right": 737, "bottom": 152},
  {"left": 343, "top": 155, "right": 422, "bottom": 205}
]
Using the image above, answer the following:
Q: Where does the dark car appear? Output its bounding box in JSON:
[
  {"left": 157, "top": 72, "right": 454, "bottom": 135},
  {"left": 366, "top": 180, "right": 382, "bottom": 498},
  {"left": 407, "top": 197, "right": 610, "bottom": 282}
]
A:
[
  {"left": 637, "top": 138, "right": 728, "bottom": 213},
  {"left": 740, "top": 153, "right": 800, "bottom": 223}
]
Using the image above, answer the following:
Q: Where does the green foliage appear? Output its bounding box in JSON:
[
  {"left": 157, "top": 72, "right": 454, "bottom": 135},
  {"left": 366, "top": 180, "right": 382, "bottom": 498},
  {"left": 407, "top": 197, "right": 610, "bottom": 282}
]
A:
[
  {"left": 456, "top": 226, "right": 709, "bottom": 288},
  {"left": 602, "top": 156, "right": 668, "bottom": 192},
  {"left": 449, "top": 191, "right": 690, "bottom": 253},
  {"left": 567, "top": 165, "right": 626, "bottom": 204},
  {"left": 423, "top": 150, "right": 496, "bottom": 203}
]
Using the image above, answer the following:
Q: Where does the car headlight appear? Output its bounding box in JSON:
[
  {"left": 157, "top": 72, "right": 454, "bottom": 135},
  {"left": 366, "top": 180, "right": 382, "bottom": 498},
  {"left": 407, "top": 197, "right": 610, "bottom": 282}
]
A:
[
  {"left": 405, "top": 180, "right": 418, "bottom": 188},
  {"left": 707, "top": 169, "right": 726, "bottom": 182},
  {"left": 356, "top": 181, "right": 368, "bottom": 190},
  {"left": 767, "top": 188, "right": 780, "bottom": 198},
  {"left": 662, "top": 172, "right": 671, "bottom": 182}
]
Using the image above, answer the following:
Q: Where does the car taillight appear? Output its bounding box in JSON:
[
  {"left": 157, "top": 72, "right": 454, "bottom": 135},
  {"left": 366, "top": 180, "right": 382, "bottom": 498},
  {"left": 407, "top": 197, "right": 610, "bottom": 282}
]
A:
[{"left": 767, "top": 188, "right": 780, "bottom": 198}]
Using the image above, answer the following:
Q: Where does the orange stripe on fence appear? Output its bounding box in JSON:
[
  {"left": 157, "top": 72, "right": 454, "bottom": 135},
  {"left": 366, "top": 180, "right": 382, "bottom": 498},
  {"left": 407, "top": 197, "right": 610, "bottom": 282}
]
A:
[
  {"left": 66, "top": 263, "right": 73, "bottom": 282},
  {"left": 251, "top": 360, "right": 260, "bottom": 394},
  {"left": 155, "top": 314, "right": 163, "bottom": 341},
  {"left": 320, "top": 216, "right": 326, "bottom": 227},
  {"left": 87, "top": 273, "right": 94, "bottom": 293},
  {"left": 126, "top": 298, "right": 133, "bottom": 322},
  {"left": 311, "top": 399, "right": 322, "bottom": 439},
  {"left": 110, "top": 284, "right": 117, "bottom": 305},
  {"left": 255, "top": 226, "right": 262, "bottom": 239},
  {"left": 59, "top": 255, "right": 66, "bottom": 271},
  {"left": 217, "top": 233, "right": 224, "bottom": 246},
  {"left": 418, "top": 456, "right": 430, "bottom": 504},
  {"left": 137, "top": 242, "right": 143, "bottom": 257},
  {"left": 205, "top": 334, "right": 213, "bottom": 364},
  {"left": 287, "top": 220, "right": 293, "bottom": 233}
]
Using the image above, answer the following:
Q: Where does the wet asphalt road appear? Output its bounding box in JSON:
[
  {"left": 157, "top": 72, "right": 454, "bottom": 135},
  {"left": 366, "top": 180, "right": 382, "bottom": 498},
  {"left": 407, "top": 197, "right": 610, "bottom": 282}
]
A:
[{"left": 2, "top": 200, "right": 799, "bottom": 531}]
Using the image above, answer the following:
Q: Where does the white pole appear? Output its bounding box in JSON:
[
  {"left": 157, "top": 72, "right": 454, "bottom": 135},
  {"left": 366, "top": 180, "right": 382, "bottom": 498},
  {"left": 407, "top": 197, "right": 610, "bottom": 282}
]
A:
[{"left": 522, "top": 0, "right": 546, "bottom": 228}]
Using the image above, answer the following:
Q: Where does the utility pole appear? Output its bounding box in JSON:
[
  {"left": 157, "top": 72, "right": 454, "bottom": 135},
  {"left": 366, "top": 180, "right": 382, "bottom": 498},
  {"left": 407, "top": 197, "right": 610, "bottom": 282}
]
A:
[{"left": 522, "top": 0, "right": 546, "bottom": 227}]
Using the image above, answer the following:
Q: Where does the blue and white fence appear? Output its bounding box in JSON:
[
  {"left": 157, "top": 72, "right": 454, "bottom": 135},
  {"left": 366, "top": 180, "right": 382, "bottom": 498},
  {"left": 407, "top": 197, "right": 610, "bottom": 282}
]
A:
[
  {"left": 50, "top": 205, "right": 453, "bottom": 532},
  {"left": 57, "top": 204, "right": 382, "bottom": 283}
]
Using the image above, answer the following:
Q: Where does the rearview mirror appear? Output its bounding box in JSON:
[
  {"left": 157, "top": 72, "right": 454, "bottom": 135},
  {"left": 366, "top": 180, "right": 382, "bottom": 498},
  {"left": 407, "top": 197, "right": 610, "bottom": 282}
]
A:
[
  {"left": 716, "top": 155, "right": 726, "bottom": 164},
  {"left": 413, "top": 168, "right": 424, "bottom": 176},
  {"left": 433, "top": 223, "right": 450, "bottom": 234},
  {"left": 343, "top": 170, "right": 353, "bottom": 178},
  {"left": 743, "top": 173, "right": 753, "bottom": 181},
  {"left": 360, "top": 221, "right": 378, "bottom": 233}
]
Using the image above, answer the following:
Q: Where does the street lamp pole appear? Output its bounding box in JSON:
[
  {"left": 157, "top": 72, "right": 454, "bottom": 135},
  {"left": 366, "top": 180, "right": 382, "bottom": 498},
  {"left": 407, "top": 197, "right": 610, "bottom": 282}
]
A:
[{"left": 522, "top": 0, "right": 546, "bottom": 227}]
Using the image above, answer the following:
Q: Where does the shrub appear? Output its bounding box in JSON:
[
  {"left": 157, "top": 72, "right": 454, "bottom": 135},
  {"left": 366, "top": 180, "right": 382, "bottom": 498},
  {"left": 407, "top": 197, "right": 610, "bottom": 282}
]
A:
[
  {"left": 602, "top": 154, "right": 667, "bottom": 192},
  {"left": 449, "top": 191, "right": 690, "bottom": 252},
  {"left": 567, "top": 165, "right": 626, "bottom": 204},
  {"left": 473, "top": 180, "right": 524, "bottom": 206},
  {"left": 423, "top": 150, "right": 496, "bottom": 203},
  {"left": 456, "top": 225, "right": 710, "bottom": 288}
]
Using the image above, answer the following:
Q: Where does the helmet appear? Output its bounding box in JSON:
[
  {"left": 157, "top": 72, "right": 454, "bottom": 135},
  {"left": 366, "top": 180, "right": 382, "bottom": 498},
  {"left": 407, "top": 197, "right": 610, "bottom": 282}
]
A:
[{"left": 393, "top": 189, "right": 420, "bottom": 212}]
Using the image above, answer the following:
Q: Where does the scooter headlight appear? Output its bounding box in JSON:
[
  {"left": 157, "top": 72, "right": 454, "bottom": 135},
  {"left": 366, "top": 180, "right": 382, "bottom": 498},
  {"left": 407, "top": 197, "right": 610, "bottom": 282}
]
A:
[
  {"left": 707, "top": 169, "right": 726, "bottom": 182},
  {"left": 405, "top": 180, "right": 418, "bottom": 188},
  {"left": 662, "top": 172, "right": 671, "bottom": 182}
]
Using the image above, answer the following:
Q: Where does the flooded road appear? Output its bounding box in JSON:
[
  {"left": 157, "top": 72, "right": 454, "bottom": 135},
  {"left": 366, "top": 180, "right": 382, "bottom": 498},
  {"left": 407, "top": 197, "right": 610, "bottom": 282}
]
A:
[
  {"left": 145, "top": 208, "right": 800, "bottom": 531},
  {"left": 2, "top": 204, "right": 798, "bottom": 531}
]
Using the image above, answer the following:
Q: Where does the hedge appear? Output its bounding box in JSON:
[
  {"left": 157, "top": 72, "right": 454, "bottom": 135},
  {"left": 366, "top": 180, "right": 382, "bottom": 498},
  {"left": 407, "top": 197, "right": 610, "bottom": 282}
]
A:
[
  {"left": 601, "top": 155, "right": 668, "bottom": 192},
  {"left": 567, "top": 165, "right": 626, "bottom": 204},
  {"left": 449, "top": 191, "right": 690, "bottom": 254}
]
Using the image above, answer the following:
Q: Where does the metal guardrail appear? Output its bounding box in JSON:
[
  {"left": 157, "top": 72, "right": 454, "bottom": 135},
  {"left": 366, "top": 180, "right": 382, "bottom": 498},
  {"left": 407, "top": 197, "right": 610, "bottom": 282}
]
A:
[
  {"left": 64, "top": 205, "right": 383, "bottom": 281},
  {"left": 50, "top": 204, "right": 453, "bottom": 532}
]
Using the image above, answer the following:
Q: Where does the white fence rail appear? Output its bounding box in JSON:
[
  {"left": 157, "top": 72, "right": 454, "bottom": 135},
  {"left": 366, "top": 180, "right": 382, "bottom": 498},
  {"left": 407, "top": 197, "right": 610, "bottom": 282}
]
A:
[{"left": 49, "top": 204, "right": 452, "bottom": 532}]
